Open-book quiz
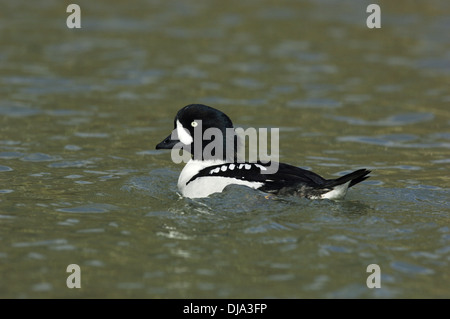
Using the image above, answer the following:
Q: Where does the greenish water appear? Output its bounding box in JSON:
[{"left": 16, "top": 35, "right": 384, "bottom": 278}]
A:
[{"left": 0, "top": 0, "right": 449, "bottom": 298}]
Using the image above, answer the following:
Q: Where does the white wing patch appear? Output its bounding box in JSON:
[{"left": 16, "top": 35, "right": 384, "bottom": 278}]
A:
[
  {"left": 209, "top": 163, "right": 267, "bottom": 175},
  {"left": 207, "top": 163, "right": 267, "bottom": 175},
  {"left": 210, "top": 167, "right": 220, "bottom": 174},
  {"left": 255, "top": 164, "right": 267, "bottom": 171}
]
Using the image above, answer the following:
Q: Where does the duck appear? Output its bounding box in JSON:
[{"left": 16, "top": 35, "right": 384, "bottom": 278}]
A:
[{"left": 156, "top": 104, "right": 370, "bottom": 199}]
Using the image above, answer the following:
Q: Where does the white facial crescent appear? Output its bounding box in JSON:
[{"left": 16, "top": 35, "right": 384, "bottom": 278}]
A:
[{"left": 176, "top": 119, "right": 193, "bottom": 145}]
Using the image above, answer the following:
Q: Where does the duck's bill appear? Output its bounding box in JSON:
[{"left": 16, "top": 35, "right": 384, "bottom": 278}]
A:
[{"left": 155, "top": 133, "right": 180, "bottom": 149}]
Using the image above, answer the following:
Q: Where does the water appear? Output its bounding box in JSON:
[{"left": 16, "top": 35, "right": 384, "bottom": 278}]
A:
[{"left": 0, "top": 0, "right": 449, "bottom": 298}]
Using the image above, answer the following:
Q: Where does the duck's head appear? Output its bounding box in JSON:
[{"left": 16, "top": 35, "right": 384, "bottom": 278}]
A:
[{"left": 155, "top": 104, "right": 237, "bottom": 161}]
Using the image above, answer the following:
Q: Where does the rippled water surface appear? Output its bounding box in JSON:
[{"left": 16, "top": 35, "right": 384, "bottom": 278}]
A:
[{"left": 1, "top": 1, "right": 449, "bottom": 298}]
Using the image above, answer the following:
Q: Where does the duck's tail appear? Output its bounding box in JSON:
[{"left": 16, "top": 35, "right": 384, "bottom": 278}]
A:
[
  {"left": 320, "top": 169, "right": 371, "bottom": 199},
  {"left": 333, "top": 169, "right": 371, "bottom": 188}
]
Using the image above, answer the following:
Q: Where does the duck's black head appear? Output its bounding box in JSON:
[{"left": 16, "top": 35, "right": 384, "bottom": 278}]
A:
[{"left": 155, "top": 104, "right": 238, "bottom": 161}]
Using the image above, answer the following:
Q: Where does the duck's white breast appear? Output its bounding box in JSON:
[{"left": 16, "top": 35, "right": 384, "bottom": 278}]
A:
[{"left": 177, "top": 160, "right": 263, "bottom": 198}]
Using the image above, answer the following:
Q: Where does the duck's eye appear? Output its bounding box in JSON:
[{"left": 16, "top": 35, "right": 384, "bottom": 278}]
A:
[{"left": 191, "top": 121, "right": 198, "bottom": 127}]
